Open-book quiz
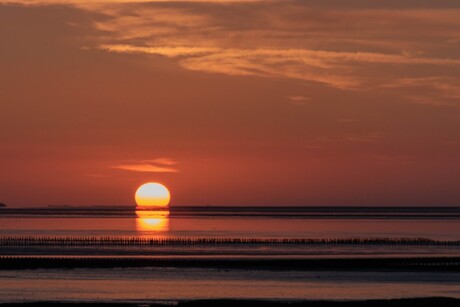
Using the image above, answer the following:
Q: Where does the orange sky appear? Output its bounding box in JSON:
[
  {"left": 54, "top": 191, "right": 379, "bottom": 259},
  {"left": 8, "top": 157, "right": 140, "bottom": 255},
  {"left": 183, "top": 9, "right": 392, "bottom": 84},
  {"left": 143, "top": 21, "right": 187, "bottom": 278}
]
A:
[{"left": 1, "top": 0, "right": 459, "bottom": 206}]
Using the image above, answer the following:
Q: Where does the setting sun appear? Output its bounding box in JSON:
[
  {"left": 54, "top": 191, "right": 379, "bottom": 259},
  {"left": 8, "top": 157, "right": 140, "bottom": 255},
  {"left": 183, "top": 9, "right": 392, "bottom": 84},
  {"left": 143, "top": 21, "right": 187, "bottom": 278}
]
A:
[{"left": 135, "top": 182, "right": 170, "bottom": 208}]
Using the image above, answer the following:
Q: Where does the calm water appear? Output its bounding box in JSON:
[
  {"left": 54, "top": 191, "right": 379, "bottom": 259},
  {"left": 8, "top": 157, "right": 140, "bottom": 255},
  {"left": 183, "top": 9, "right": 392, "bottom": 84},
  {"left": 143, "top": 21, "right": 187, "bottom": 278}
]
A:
[
  {"left": 0, "top": 206, "right": 459, "bottom": 302},
  {"left": 1, "top": 206, "right": 459, "bottom": 239}
]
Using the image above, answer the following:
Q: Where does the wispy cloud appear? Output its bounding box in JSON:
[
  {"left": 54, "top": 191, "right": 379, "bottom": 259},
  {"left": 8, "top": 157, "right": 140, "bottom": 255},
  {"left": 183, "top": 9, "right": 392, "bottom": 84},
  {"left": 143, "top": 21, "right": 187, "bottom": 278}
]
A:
[
  {"left": 140, "top": 157, "right": 178, "bottom": 166},
  {"left": 101, "top": 44, "right": 460, "bottom": 89},
  {"left": 100, "top": 45, "right": 218, "bottom": 57},
  {"left": 5, "top": 0, "right": 460, "bottom": 97},
  {"left": 1, "top": 0, "right": 263, "bottom": 4},
  {"left": 288, "top": 96, "right": 310, "bottom": 105},
  {"left": 112, "top": 164, "right": 178, "bottom": 173},
  {"left": 111, "top": 158, "right": 179, "bottom": 173},
  {"left": 381, "top": 76, "right": 460, "bottom": 106},
  {"left": 89, "top": 0, "right": 460, "bottom": 91}
]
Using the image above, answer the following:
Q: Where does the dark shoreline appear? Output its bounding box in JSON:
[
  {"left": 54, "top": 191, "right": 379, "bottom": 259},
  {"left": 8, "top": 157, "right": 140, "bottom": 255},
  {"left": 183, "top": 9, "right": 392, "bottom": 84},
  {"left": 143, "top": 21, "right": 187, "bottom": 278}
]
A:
[
  {"left": 1, "top": 256, "right": 459, "bottom": 271},
  {"left": 1, "top": 298, "right": 460, "bottom": 307}
]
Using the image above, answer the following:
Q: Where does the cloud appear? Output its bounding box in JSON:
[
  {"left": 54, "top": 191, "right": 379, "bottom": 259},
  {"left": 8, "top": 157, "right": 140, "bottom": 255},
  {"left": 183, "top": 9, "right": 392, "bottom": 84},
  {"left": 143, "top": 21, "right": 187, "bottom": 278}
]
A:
[
  {"left": 139, "top": 158, "right": 178, "bottom": 166},
  {"left": 84, "top": 0, "right": 460, "bottom": 91},
  {"left": 4, "top": 0, "right": 460, "bottom": 95},
  {"left": 101, "top": 44, "right": 460, "bottom": 89},
  {"left": 1, "top": 0, "right": 264, "bottom": 4},
  {"left": 381, "top": 76, "right": 460, "bottom": 106},
  {"left": 112, "top": 164, "right": 179, "bottom": 172},
  {"left": 100, "top": 44, "right": 218, "bottom": 57},
  {"left": 111, "top": 158, "right": 179, "bottom": 173}
]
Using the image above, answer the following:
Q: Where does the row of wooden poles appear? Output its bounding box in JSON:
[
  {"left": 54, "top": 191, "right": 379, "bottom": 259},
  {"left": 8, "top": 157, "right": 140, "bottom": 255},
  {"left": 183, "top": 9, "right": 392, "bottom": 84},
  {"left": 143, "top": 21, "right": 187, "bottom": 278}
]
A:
[{"left": 0, "top": 236, "right": 459, "bottom": 246}]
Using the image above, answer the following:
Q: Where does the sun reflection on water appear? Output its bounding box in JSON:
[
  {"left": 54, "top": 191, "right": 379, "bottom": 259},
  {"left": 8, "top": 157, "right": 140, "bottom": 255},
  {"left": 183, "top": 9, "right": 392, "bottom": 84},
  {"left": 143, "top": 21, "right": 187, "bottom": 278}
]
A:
[{"left": 135, "top": 209, "right": 170, "bottom": 235}]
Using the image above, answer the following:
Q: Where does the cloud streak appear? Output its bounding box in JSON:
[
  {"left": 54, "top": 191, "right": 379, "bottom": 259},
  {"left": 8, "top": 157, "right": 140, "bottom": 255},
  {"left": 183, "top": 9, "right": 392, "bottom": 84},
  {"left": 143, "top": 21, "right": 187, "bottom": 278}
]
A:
[
  {"left": 101, "top": 44, "right": 460, "bottom": 66},
  {"left": 102, "top": 44, "right": 460, "bottom": 89},
  {"left": 83, "top": 1, "right": 460, "bottom": 99},
  {"left": 6, "top": 0, "right": 460, "bottom": 95},
  {"left": 381, "top": 77, "right": 460, "bottom": 107},
  {"left": 112, "top": 158, "right": 179, "bottom": 173}
]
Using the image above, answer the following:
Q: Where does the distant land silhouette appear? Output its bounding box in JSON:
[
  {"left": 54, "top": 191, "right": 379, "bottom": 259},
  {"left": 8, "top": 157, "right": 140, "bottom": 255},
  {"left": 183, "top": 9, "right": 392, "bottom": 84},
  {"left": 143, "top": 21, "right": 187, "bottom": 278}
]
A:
[{"left": 0, "top": 203, "right": 6, "bottom": 208}]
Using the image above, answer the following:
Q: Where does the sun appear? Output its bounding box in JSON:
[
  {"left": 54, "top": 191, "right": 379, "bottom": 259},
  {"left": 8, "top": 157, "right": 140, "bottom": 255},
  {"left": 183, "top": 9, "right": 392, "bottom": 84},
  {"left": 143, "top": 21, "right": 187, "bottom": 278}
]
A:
[{"left": 135, "top": 182, "right": 171, "bottom": 208}]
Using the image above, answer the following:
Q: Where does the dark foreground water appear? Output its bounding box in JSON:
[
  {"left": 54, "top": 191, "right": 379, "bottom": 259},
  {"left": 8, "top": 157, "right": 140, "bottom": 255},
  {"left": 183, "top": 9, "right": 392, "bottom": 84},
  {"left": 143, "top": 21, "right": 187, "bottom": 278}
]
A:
[{"left": 0, "top": 206, "right": 459, "bottom": 303}]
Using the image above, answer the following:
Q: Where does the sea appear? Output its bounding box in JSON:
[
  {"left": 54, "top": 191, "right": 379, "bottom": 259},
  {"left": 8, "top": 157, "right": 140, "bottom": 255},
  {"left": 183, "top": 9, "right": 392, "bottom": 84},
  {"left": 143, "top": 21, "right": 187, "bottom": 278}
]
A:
[{"left": 0, "top": 206, "right": 459, "bottom": 303}]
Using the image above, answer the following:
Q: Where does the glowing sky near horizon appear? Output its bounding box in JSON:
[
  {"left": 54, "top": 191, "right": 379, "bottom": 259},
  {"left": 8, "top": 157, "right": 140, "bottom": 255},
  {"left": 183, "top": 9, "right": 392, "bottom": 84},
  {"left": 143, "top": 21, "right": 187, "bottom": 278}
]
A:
[{"left": 0, "top": 0, "right": 459, "bottom": 206}]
